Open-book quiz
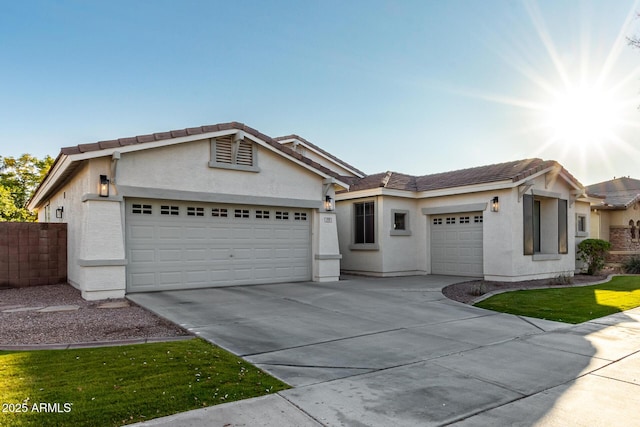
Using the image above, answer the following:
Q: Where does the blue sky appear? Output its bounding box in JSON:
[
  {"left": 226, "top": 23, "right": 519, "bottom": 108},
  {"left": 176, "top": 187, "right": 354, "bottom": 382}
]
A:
[{"left": 2, "top": 0, "right": 639, "bottom": 185}]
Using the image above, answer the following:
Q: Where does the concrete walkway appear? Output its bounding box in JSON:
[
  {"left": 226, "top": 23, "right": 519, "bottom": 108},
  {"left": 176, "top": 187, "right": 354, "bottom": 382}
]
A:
[{"left": 128, "top": 275, "right": 640, "bottom": 426}]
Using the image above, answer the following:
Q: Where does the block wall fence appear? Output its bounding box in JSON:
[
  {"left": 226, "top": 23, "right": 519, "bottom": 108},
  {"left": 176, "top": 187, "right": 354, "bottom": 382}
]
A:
[{"left": 0, "top": 223, "right": 67, "bottom": 288}]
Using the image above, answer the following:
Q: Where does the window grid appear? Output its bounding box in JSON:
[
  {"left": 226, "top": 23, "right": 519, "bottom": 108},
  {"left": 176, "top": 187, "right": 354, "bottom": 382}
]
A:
[
  {"left": 160, "top": 205, "right": 179, "bottom": 216},
  {"left": 235, "top": 209, "right": 250, "bottom": 218},
  {"left": 256, "top": 210, "right": 270, "bottom": 219},
  {"left": 459, "top": 216, "right": 470, "bottom": 224},
  {"left": 294, "top": 212, "right": 307, "bottom": 221},
  {"left": 212, "top": 208, "right": 228, "bottom": 217},
  {"left": 474, "top": 215, "right": 483, "bottom": 223},
  {"left": 446, "top": 217, "right": 456, "bottom": 224},
  {"left": 132, "top": 204, "right": 152, "bottom": 215},
  {"left": 354, "top": 202, "right": 375, "bottom": 244},
  {"left": 433, "top": 218, "right": 442, "bottom": 225},
  {"left": 275, "top": 211, "right": 289, "bottom": 220},
  {"left": 187, "top": 207, "right": 204, "bottom": 217}
]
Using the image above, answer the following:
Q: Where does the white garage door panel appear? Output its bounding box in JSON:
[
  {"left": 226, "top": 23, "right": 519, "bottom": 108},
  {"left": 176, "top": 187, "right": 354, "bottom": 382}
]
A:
[
  {"left": 431, "top": 213, "right": 483, "bottom": 277},
  {"left": 126, "top": 199, "right": 311, "bottom": 292}
]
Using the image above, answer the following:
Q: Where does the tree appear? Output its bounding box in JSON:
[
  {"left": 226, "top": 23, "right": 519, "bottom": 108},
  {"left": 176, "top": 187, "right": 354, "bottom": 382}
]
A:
[{"left": 0, "top": 154, "right": 54, "bottom": 222}]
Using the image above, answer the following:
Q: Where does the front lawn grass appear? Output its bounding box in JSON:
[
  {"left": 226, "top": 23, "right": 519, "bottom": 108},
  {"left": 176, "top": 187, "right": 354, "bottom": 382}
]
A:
[
  {"left": 0, "top": 338, "right": 289, "bottom": 427},
  {"left": 474, "top": 275, "right": 640, "bottom": 324}
]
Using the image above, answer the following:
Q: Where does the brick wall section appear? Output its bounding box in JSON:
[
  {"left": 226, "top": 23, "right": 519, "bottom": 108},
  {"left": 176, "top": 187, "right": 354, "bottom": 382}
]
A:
[
  {"left": 0, "top": 223, "right": 67, "bottom": 287},
  {"left": 607, "top": 226, "right": 640, "bottom": 264}
]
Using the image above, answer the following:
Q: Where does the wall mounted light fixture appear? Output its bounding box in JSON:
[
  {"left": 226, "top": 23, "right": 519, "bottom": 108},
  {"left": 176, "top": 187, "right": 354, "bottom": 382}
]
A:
[
  {"left": 324, "top": 195, "right": 334, "bottom": 211},
  {"left": 99, "top": 175, "right": 110, "bottom": 197},
  {"left": 55, "top": 206, "right": 64, "bottom": 219},
  {"left": 491, "top": 196, "right": 499, "bottom": 212}
]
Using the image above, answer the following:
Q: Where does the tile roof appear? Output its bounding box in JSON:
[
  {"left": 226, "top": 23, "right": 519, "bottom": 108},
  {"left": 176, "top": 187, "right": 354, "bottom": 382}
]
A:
[
  {"left": 274, "top": 134, "right": 366, "bottom": 177},
  {"left": 58, "top": 121, "right": 349, "bottom": 182},
  {"left": 585, "top": 177, "right": 640, "bottom": 208},
  {"left": 340, "top": 158, "right": 582, "bottom": 193}
]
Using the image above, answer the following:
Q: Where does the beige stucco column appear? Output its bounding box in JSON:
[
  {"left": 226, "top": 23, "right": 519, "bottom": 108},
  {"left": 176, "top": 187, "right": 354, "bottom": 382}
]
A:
[{"left": 76, "top": 196, "right": 127, "bottom": 300}]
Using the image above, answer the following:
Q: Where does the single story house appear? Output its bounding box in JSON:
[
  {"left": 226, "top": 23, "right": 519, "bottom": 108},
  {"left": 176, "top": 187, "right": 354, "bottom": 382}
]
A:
[
  {"left": 336, "top": 159, "right": 591, "bottom": 281},
  {"left": 27, "top": 122, "right": 361, "bottom": 300},
  {"left": 28, "top": 122, "right": 591, "bottom": 299},
  {"left": 586, "top": 177, "right": 640, "bottom": 264}
]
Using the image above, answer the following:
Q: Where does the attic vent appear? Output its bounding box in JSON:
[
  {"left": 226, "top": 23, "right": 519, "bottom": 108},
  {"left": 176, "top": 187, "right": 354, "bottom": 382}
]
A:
[
  {"left": 236, "top": 141, "right": 253, "bottom": 166},
  {"left": 210, "top": 133, "right": 259, "bottom": 172},
  {"left": 215, "top": 135, "right": 234, "bottom": 164}
]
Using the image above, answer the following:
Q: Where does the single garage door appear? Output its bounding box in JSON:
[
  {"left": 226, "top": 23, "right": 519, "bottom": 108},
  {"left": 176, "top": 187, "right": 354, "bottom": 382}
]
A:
[
  {"left": 430, "top": 213, "right": 483, "bottom": 277},
  {"left": 125, "top": 199, "right": 311, "bottom": 292}
]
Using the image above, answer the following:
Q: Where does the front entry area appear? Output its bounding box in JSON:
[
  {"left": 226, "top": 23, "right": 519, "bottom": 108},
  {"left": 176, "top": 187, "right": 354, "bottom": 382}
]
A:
[
  {"left": 125, "top": 198, "right": 311, "bottom": 292},
  {"left": 430, "top": 212, "right": 483, "bottom": 276}
]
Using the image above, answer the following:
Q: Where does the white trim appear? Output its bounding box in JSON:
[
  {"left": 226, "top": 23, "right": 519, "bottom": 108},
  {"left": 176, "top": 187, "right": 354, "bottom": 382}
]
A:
[
  {"left": 117, "top": 185, "right": 323, "bottom": 209},
  {"left": 421, "top": 203, "right": 488, "bottom": 215},
  {"left": 277, "top": 137, "right": 365, "bottom": 178},
  {"left": 27, "top": 155, "right": 73, "bottom": 210},
  {"left": 81, "top": 194, "right": 124, "bottom": 203},
  {"left": 532, "top": 189, "right": 562, "bottom": 198},
  {"left": 78, "top": 259, "right": 128, "bottom": 267},
  {"left": 315, "top": 254, "right": 343, "bottom": 260}
]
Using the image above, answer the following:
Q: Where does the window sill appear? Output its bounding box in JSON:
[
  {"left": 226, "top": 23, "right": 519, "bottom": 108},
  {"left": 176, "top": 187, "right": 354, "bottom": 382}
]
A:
[
  {"left": 208, "top": 161, "right": 260, "bottom": 173},
  {"left": 390, "top": 230, "right": 412, "bottom": 236},
  {"left": 575, "top": 231, "right": 588, "bottom": 238},
  {"left": 533, "top": 253, "right": 562, "bottom": 261},
  {"left": 349, "top": 243, "right": 380, "bottom": 251}
]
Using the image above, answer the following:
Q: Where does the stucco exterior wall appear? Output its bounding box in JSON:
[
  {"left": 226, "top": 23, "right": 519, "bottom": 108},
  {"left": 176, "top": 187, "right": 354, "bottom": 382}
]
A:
[
  {"left": 491, "top": 174, "right": 577, "bottom": 281},
  {"left": 338, "top": 172, "right": 582, "bottom": 282},
  {"left": 115, "top": 139, "right": 322, "bottom": 202},
  {"left": 336, "top": 196, "right": 384, "bottom": 274}
]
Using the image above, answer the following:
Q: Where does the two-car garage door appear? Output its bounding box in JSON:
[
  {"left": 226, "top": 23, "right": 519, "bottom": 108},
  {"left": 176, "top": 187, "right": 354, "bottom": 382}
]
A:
[
  {"left": 430, "top": 213, "right": 483, "bottom": 277},
  {"left": 125, "top": 199, "right": 311, "bottom": 292}
]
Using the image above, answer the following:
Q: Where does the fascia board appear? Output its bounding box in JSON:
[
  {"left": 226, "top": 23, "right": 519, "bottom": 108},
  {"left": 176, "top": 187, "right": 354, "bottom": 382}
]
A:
[
  {"left": 278, "top": 137, "right": 365, "bottom": 178},
  {"left": 68, "top": 130, "right": 350, "bottom": 189},
  {"left": 336, "top": 181, "right": 515, "bottom": 201},
  {"left": 27, "top": 154, "right": 72, "bottom": 210},
  {"left": 298, "top": 140, "right": 365, "bottom": 178},
  {"left": 67, "top": 129, "right": 240, "bottom": 161},
  {"left": 415, "top": 180, "right": 514, "bottom": 198},
  {"left": 246, "top": 134, "right": 350, "bottom": 187}
]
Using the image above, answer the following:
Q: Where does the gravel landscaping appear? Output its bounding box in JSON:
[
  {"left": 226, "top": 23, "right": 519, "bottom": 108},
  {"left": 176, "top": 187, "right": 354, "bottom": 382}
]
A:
[
  {"left": 442, "top": 273, "right": 609, "bottom": 304},
  {"left": 0, "top": 284, "right": 190, "bottom": 346}
]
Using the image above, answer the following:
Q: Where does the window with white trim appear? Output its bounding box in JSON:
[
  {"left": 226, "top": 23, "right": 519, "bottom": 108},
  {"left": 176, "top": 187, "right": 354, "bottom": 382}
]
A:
[
  {"left": 433, "top": 218, "right": 442, "bottom": 225},
  {"left": 354, "top": 201, "right": 375, "bottom": 244},
  {"left": 390, "top": 209, "right": 411, "bottom": 236},
  {"left": 446, "top": 217, "right": 456, "bottom": 224},
  {"left": 576, "top": 213, "right": 587, "bottom": 236},
  {"left": 474, "top": 215, "right": 483, "bottom": 223},
  {"left": 459, "top": 216, "right": 470, "bottom": 224},
  {"left": 294, "top": 212, "right": 307, "bottom": 221},
  {"left": 256, "top": 210, "right": 270, "bottom": 219}
]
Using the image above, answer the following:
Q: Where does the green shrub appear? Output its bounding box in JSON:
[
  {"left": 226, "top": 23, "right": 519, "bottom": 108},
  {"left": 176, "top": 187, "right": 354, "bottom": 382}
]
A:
[
  {"left": 577, "top": 239, "right": 612, "bottom": 275},
  {"left": 623, "top": 257, "right": 640, "bottom": 274}
]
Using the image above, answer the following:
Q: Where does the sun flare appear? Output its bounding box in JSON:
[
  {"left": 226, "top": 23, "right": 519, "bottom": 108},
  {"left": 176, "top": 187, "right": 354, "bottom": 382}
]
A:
[{"left": 542, "top": 83, "right": 621, "bottom": 149}]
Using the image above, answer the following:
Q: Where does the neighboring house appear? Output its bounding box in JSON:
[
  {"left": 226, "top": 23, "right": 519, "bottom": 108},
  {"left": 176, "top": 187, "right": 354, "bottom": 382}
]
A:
[
  {"left": 28, "top": 121, "right": 591, "bottom": 300},
  {"left": 585, "top": 177, "right": 640, "bottom": 264},
  {"left": 336, "top": 159, "right": 591, "bottom": 281},
  {"left": 27, "top": 122, "right": 358, "bottom": 300}
]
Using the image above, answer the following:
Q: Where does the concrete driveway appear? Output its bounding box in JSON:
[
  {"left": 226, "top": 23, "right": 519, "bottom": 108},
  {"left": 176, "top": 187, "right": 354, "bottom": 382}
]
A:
[{"left": 129, "top": 275, "right": 640, "bottom": 426}]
